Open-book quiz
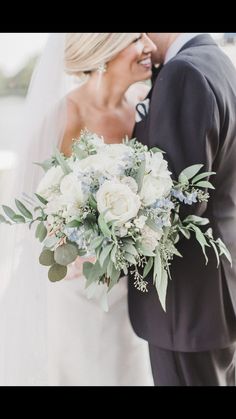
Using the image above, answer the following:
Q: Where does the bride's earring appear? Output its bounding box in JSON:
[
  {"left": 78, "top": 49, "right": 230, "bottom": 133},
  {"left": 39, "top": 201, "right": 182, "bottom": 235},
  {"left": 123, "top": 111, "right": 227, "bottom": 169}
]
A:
[{"left": 97, "top": 63, "right": 107, "bottom": 74}]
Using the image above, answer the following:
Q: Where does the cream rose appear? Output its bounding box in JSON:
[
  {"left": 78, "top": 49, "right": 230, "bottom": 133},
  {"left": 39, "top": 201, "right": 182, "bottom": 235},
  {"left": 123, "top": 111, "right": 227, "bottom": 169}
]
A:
[
  {"left": 140, "top": 174, "right": 172, "bottom": 206},
  {"left": 120, "top": 176, "right": 138, "bottom": 194},
  {"left": 145, "top": 151, "right": 171, "bottom": 178},
  {"left": 60, "top": 173, "right": 84, "bottom": 205},
  {"left": 141, "top": 225, "right": 163, "bottom": 251},
  {"left": 36, "top": 166, "right": 64, "bottom": 201},
  {"left": 79, "top": 154, "right": 119, "bottom": 176},
  {"left": 96, "top": 181, "right": 141, "bottom": 225}
]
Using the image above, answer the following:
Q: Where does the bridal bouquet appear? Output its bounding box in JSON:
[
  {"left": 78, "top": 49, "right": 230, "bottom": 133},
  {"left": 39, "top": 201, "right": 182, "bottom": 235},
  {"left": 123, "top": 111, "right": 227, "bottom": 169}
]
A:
[{"left": 0, "top": 130, "right": 231, "bottom": 311}]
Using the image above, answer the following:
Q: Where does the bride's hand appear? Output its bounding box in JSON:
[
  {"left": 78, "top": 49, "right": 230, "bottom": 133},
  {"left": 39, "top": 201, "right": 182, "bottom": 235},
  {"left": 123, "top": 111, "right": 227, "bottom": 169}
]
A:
[{"left": 66, "top": 255, "right": 96, "bottom": 280}]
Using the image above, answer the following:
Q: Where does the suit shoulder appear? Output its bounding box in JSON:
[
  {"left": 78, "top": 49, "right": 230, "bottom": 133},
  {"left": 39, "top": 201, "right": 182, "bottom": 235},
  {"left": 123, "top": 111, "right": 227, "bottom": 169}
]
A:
[{"left": 162, "top": 58, "right": 210, "bottom": 87}]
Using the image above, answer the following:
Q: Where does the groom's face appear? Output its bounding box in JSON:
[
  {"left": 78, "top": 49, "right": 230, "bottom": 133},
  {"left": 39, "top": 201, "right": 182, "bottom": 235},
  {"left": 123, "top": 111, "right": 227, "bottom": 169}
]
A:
[
  {"left": 147, "top": 33, "right": 181, "bottom": 65},
  {"left": 147, "top": 33, "right": 168, "bottom": 64}
]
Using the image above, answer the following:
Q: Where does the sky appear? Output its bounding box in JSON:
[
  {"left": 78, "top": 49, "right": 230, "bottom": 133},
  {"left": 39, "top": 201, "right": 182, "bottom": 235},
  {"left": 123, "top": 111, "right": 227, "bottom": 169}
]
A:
[
  {"left": 0, "top": 33, "right": 224, "bottom": 77},
  {"left": 0, "top": 33, "right": 49, "bottom": 76}
]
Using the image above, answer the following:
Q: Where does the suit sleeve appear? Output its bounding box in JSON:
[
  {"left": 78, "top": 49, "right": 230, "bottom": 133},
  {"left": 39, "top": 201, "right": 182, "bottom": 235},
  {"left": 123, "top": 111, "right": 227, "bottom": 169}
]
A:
[{"left": 149, "top": 59, "right": 220, "bottom": 217}]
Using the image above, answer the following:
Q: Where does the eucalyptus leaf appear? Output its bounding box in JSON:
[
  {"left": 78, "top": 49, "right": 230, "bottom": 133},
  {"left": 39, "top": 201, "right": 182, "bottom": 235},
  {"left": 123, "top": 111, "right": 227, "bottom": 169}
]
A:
[
  {"left": 190, "top": 224, "right": 210, "bottom": 264},
  {"left": 35, "top": 193, "right": 48, "bottom": 205},
  {"left": 192, "top": 171, "right": 216, "bottom": 184},
  {"left": 210, "top": 240, "right": 220, "bottom": 268},
  {"left": 216, "top": 239, "right": 232, "bottom": 266},
  {"left": 48, "top": 264, "right": 67, "bottom": 282},
  {"left": 44, "top": 236, "right": 60, "bottom": 249},
  {"left": 178, "top": 227, "right": 191, "bottom": 240},
  {"left": 39, "top": 249, "right": 55, "bottom": 266},
  {"left": 195, "top": 181, "right": 215, "bottom": 189},
  {"left": 65, "top": 220, "right": 82, "bottom": 228},
  {"left": 88, "top": 195, "right": 97, "bottom": 210},
  {"left": 169, "top": 244, "right": 183, "bottom": 257},
  {"left": 137, "top": 243, "right": 155, "bottom": 257},
  {"left": 34, "top": 158, "right": 55, "bottom": 172},
  {"left": 178, "top": 173, "right": 189, "bottom": 185},
  {"left": 108, "top": 265, "right": 120, "bottom": 290},
  {"left": 15, "top": 199, "right": 33, "bottom": 219},
  {"left": 146, "top": 217, "right": 162, "bottom": 233},
  {"left": 179, "top": 164, "right": 204, "bottom": 180},
  {"left": 154, "top": 249, "right": 162, "bottom": 286},
  {"left": 91, "top": 236, "right": 104, "bottom": 250},
  {"left": 124, "top": 252, "right": 137, "bottom": 265},
  {"left": 2, "top": 205, "right": 17, "bottom": 221},
  {"left": 73, "top": 145, "right": 88, "bottom": 160},
  {"left": 83, "top": 261, "right": 96, "bottom": 284},
  {"left": 99, "top": 243, "right": 114, "bottom": 267},
  {"left": 123, "top": 243, "right": 138, "bottom": 256},
  {"left": 143, "top": 257, "right": 154, "bottom": 278},
  {"left": 0, "top": 214, "right": 11, "bottom": 224},
  {"left": 135, "top": 159, "right": 146, "bottom": 192},
  {"left": 54, "top": 147, "right": 72, "bottom": 175},
  {"left": 54, "top": 243, "right": 79, "bottom": 266},
  {"left": 111, "top": 244, "right": 118, "bottom": 263},
  {"left": 183, "top": 215, "right": 209, "bottom": 226},
  {"left": 107, "top": 259, "right": 114, "bottom": 279},
  {"left": 155, "top": 268, "right": 168, "bottom": 312},
  {"left": 12, "top": 214, "right": 26, "bottom": 223},
  {"left": 151, "top": 147, "right": 165, "bottom": 154},
  {"left": 35, "top": 222, "right": 47, "bottom": 242},
  {"left": 98, "top": 213, "right": 111, "bottom": 238}
]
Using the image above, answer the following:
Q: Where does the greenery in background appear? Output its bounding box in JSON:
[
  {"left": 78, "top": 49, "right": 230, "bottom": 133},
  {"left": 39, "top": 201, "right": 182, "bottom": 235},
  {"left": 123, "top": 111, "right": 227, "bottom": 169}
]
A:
[{"left": 0, "top": 55, "right": 38, "bottom": 97}]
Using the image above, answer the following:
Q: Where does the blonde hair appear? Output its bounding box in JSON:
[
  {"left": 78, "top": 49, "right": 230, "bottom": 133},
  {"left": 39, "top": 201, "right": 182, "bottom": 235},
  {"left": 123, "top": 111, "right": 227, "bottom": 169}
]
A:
[{"left": 65, "top": 33, "right": 138, "bottom": 78}]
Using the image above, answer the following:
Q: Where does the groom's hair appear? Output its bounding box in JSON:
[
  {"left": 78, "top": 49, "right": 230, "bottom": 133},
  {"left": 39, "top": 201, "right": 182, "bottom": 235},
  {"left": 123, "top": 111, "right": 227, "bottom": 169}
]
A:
[{"left": 64, "top": 33, "right": 138, "bottom": 78}]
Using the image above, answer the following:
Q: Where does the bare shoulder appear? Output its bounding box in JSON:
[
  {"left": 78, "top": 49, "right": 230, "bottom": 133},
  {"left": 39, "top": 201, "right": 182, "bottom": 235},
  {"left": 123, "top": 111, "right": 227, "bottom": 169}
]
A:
[
  {"left": 126, "top": 82, "right": 151, "bottom": 106},
  {"left": 60, "top": 90, "right": 83, "bottom": 156}
]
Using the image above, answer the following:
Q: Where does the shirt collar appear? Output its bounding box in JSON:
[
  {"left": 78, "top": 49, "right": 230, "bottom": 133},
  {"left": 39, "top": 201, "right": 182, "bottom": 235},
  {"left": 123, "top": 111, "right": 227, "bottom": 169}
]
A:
[{"left": 164, "top": 33, "right": 204, "bottom": 64}]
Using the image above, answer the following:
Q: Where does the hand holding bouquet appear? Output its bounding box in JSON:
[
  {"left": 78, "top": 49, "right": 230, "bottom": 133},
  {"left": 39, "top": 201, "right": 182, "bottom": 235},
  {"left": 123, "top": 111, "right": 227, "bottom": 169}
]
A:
[{"left": 1, "top": 130, "right": 231, "bottom": 311}]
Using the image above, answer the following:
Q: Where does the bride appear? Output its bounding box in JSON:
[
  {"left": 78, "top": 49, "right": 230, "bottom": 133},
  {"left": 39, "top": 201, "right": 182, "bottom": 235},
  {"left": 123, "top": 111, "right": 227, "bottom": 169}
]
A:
[{"left": 0, "top": 33, "right": 156, "bottom": 386}]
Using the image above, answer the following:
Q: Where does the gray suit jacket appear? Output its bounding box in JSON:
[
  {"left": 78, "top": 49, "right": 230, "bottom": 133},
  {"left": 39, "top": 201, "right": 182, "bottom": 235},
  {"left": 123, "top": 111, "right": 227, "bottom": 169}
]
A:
[{"left": 128, "top": 34, "right": 236, "bottom": 351}]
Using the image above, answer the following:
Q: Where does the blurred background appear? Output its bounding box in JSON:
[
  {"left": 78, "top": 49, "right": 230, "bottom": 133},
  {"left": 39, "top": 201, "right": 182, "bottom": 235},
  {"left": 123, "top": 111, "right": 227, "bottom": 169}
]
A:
[{"left": 0, "top": 33, "right": 236, "bottom": 203}]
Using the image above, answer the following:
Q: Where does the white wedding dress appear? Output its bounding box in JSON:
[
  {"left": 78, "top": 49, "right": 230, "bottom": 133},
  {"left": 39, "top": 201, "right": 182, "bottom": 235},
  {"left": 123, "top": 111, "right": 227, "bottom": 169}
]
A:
[{"left": 47, "top": 267, "right": 153, "bottom": 386}]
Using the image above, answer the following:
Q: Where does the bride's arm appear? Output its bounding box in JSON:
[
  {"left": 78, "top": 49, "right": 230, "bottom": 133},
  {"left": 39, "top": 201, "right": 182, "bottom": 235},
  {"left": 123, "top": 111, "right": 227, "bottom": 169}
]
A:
[{"left": 66, "top": 256, "right": 96, "bottom": 280}]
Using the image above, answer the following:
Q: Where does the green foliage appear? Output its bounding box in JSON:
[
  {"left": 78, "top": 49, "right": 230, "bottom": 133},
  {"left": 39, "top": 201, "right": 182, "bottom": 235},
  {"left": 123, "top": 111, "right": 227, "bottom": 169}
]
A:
[
  {"left": 35, "top": 222, "right": 47, "bottom": 242},
  {"left": 39, "top": 249, "right": 55, "bottom": 266},
  {"left": 54, "top": 243, "right": 79, "bottom": 266},
  {"left": 48, "top": 264, "right": 67, "bottom": 282},
  {"left": 135, "top": 159, "right": 146, "bottom": 192},
  {"left": 15, "top": 199, "right": 33, "bottom": 219}
]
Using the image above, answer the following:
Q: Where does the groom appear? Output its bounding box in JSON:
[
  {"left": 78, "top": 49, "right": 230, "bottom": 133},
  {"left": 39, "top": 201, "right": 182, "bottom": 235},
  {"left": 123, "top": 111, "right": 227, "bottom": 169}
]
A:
[{"left": 128, "top": 33, "right": 236, "bottom": 386}]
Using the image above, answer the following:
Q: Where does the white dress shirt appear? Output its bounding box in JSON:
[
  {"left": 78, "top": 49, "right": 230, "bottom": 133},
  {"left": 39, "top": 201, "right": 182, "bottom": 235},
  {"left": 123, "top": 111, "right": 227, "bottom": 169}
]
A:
[{"left": 164, "top": 33, "right": 203, "bottom": 64}]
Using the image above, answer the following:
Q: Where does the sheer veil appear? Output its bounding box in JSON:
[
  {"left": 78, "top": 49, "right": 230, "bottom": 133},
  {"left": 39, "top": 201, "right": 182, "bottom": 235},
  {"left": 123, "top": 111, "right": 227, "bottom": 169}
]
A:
[{"left": 0, "top": 33, "right": 75, "bottom": 385}]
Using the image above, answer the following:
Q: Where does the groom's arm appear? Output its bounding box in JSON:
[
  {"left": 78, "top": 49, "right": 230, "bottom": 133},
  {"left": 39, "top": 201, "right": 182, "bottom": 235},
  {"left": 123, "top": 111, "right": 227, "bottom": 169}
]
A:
[{"left": 149, "top": 59, "right": 220, "bottom": 217}]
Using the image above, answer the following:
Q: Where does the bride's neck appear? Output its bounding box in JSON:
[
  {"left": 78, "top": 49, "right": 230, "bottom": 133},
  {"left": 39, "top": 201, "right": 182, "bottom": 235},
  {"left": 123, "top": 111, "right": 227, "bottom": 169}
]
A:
[{"left": 86, "top": 72, "right": 131, "bottom": 109}]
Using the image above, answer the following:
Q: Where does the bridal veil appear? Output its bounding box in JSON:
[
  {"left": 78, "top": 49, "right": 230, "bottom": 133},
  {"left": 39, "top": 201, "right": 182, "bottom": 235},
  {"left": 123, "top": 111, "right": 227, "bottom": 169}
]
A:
[{"left": 0, "top": 33, "right": 71, "bottom": 385}]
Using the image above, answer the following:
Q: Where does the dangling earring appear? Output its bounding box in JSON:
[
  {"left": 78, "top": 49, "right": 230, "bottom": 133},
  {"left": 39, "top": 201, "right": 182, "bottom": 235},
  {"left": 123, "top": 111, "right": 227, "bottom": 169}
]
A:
[{"left": 97, "top": 63, "right": 107, "bottom": 74}]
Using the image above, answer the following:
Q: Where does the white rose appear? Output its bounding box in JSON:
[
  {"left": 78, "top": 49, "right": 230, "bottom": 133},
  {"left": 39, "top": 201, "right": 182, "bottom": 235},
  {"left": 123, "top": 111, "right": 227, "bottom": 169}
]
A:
[
  {"left": 120, "top": 176, "right": 138, "bottom": 193},
  {"left": 36, "top": 166, "right": 64, "bottom": 201},
  {"left": 145, "top": 152, "right": 171, "bottom": 178},
  {"left": 45, "top": 196, "right": 67, "bottom": 215},
  {"left": 96, "top": 181, "right": 141, "bottom": 226},
  {"left": 79, "top": 154, "right": 119, "bottom": 176},
  {"left": 141, "top": 225, "right": 163, "bottom": 251},
  {"left": 140, "top": 174, "right": 172, "bottom": 206},
  {"left": 60, "top": 173, "right": 84, "bottom": 205},
  {"left": 102, "top": 143, "right": 130, "bottom": 160}
]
